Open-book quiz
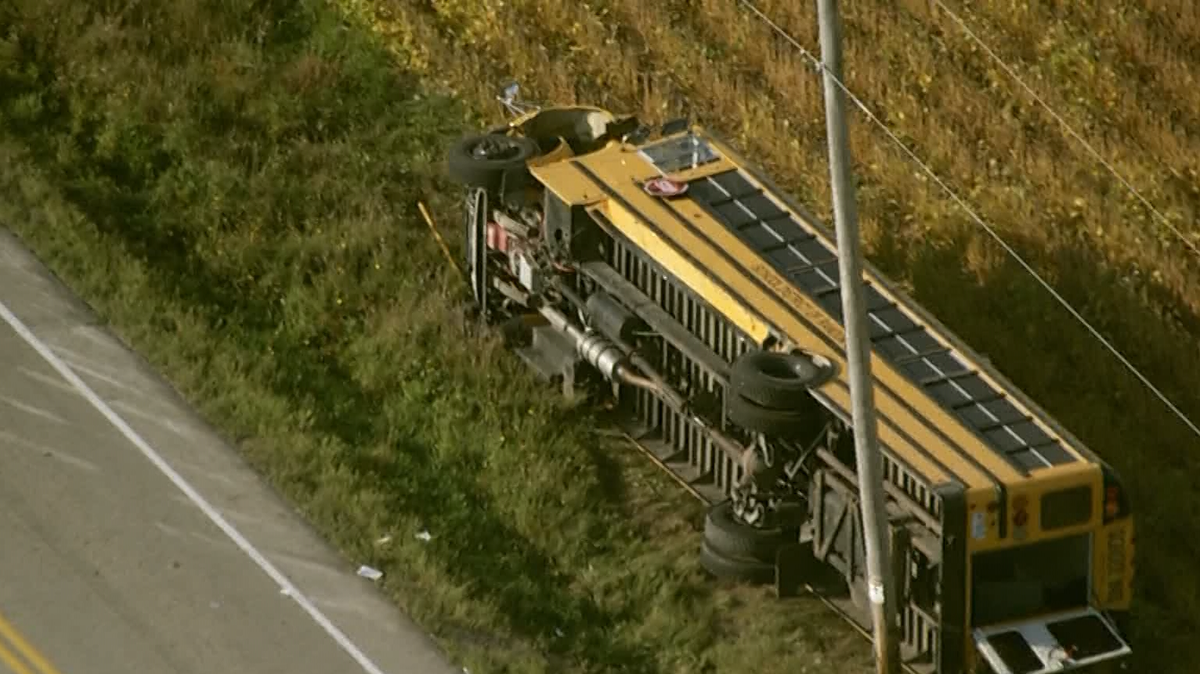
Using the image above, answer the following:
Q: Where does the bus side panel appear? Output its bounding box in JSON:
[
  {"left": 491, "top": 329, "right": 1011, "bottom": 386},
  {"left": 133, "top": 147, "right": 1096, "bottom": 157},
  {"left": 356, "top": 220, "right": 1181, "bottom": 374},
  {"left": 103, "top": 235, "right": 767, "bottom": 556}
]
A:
[{"left": 935, "top": 482, "right": 968, "bottom": 674}]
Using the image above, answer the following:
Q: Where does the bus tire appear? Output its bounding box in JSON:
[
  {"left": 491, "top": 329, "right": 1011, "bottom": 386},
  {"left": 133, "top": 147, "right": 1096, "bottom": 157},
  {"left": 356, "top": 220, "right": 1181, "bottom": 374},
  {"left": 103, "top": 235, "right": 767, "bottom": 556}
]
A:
[
  {"left": 727, "top": 392, "right": 812, "bottom": 438},
  {"left": 703, "top": 500, "right": 789, "bottom": 562},
  {"left": 447, "top": 134, "right": 538, "bottom": 191},
  {"left": 730, "top": 350, "right": 827, "bottom": 410},
  {"left": 698, "top": 541, "right": 775, "bottom": 585}
]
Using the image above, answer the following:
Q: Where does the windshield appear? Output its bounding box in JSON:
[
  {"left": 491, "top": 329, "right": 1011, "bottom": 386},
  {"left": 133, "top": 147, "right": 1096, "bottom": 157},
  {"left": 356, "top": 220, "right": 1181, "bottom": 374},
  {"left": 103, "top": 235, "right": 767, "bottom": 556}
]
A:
[
  {"left": 971, "top": 533, "right": 1090, "bottom": 626},
  {"left": 637, "top": 132, "right": 720, "bottom": 174}
]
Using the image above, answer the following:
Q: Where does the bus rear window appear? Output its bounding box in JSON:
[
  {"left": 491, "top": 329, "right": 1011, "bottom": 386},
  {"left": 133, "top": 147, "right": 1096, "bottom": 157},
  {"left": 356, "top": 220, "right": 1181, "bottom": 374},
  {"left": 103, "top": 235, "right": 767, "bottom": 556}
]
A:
[
  {"left": 971, "top": 533, "right": 1090, "bottom": 626},
  {"left": 1041, "top": 485, "right": 1093, "bottom": 530}
]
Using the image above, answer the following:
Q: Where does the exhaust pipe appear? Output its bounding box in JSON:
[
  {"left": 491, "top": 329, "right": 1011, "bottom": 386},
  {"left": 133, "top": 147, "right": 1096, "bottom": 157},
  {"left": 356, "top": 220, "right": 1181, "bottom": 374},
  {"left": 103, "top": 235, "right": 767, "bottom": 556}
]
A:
[
  {"left": 537, "top": 303, "right": 753, "bottom": 471},
  {"left": 536, "top": 304, "right": 654, "bottom": 389}
]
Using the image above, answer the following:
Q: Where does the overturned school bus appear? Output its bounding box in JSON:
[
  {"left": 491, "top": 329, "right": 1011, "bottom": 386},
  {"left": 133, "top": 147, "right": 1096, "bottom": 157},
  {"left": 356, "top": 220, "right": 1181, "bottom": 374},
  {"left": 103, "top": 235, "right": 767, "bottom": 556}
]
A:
[{"left": 444, "top": 86, "right": 1135, "bottom": 674}]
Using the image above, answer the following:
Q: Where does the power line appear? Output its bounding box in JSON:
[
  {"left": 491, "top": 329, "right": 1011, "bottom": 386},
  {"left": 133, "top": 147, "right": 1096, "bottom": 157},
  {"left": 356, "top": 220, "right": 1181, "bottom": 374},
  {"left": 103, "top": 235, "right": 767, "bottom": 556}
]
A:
[
  {"left": 734, "top": 0, "right": 1200, "bottom": 440},
  {"left": 929, "top": 0, "right": 1200, "bottom": 259}
]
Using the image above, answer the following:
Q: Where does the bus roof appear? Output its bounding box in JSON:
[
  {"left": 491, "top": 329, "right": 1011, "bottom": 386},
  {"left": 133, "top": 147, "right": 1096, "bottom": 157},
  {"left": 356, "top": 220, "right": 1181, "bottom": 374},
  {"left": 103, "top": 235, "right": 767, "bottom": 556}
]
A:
[{"left": 530, "top": 124, "right": 1102, "bottom": 493}]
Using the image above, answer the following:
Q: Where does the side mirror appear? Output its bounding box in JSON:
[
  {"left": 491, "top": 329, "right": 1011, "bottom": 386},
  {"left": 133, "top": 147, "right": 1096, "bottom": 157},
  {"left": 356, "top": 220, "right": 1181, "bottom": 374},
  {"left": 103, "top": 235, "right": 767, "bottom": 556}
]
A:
[
  {"left": 497, "top": 81, "right": 536, "bottom": 117},
  {"left": 500, "top": 82, "right": 520, "bottom": 104}
]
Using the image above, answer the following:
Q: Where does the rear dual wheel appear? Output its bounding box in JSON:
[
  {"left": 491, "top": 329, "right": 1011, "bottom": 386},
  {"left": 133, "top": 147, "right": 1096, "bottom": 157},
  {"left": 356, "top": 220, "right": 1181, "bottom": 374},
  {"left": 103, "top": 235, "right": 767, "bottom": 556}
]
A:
[
  {"left": 700, "top": 350, "right": 829, "bottom": 584},
  {"left": 699, "top": 540, "right": 775, "bottom": 585},
  {"left": 704, "top": 500, "right": 789, "bottom": 561},
  {"left": 699, "top": 501, "right": 781, "bottom": 585},
  {"left": 698, "top": 501, "right": 817, "bottom": 585}
]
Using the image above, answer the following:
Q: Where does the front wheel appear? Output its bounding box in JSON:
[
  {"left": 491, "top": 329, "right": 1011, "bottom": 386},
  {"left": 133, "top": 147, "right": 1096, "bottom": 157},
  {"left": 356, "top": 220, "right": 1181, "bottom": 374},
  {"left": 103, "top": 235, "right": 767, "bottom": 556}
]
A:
[
  {"left": 447, "top": 133, "right": 538, "bottom": 191},
  {"left": 703, "top": 500, "right": 790, "bottom": 563},
  {"left": 462, "top": 187, "right": 491, "bottom": 319}
]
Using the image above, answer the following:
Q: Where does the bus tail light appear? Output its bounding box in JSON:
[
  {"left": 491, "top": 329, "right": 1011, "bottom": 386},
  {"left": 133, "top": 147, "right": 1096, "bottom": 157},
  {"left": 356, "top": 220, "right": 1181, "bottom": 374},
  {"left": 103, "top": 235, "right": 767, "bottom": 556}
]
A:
[
  {"left": 1012, "top": 495, "right": 1029, "bottom": 528},
  {"left": 1104, "top": 486, "right": 1120, "bottom": 519},
  {"left": 1102, "top": 465, "right": 1130, "bottom": 523},
  {"left": 1013, "top": 508, "right": 1029, "bottom": 527}
]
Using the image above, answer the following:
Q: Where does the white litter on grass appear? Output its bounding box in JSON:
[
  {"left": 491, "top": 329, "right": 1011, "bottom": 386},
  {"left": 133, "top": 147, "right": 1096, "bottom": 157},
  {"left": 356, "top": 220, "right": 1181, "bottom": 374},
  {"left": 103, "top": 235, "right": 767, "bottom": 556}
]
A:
[
  {"left": 415, "top": 530, "right": 433, "bottom": 542},
  {"left": 375, "top": 534, "right": 393, "bottom": 545},
  {"left": 356, "top": 565, "right": 384, "bottom": 581},
  {"left": 554, "top": 627, "right": 565, "bottom": 638}
]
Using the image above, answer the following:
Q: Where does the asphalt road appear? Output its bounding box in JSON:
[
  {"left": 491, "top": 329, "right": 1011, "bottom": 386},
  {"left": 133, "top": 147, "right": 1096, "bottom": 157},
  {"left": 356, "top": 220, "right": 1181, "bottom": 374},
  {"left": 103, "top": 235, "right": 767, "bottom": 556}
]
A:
[{"left": 0, "top": 229, "right": 461, "bottom": 674}]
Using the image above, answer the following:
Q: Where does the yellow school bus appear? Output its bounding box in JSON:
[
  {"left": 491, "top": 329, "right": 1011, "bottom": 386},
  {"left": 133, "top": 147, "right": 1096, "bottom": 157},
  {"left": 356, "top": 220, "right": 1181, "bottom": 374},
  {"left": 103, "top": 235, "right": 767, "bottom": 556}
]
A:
[{"left": 444, "top": 87, "right": 1135, "bottom": 674}]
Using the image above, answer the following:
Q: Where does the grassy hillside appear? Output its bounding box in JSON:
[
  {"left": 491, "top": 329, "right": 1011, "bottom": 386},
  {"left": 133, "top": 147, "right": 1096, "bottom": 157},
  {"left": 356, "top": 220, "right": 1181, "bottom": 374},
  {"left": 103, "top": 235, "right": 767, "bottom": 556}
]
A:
[
  {"left": 1, "top": 0, "right": 1198, "bottom": 672},
  {"left": 0, "top": 1, "right": 870, "bottom": 673}
]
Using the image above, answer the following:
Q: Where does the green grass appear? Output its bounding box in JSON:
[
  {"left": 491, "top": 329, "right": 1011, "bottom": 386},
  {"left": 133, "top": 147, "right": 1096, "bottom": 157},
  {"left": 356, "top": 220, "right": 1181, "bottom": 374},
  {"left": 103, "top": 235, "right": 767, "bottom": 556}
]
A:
[{"left": 0, "top": 1, "right": 871, "bottom": 673}]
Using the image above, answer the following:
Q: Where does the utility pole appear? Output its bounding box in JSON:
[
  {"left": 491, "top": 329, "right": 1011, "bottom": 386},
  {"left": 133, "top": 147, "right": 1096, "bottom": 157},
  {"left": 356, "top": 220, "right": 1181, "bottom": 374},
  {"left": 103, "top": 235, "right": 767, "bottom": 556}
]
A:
[{"left": 815, "top": 0, "right": 900, "bottom": 672}]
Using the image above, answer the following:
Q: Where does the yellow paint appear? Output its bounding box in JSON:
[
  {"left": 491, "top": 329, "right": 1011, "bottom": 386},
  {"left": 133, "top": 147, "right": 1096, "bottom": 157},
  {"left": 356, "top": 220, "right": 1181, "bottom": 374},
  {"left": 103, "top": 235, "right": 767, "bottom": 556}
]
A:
[
  {"left": 967, "top": 464, "right": 1100, "bottom": 553},
  {"left": 577, "top": 149, "right": 982, "bottom": 486},
  {"left": 1022, "top": 462, "right": 1089, "bottom": 480},
  {"left": 533, "top": 116, "right": 1096, "bottom": 484},
  {"left": 526, "top": 139, "right": 575, "bottom": 168},
  {"left": 530, "top": 160, "right": 613, "bottom": 206},
  {"left": 595, "top": 202, "right": 772, "bottom": 344},
  {"left": 818, "top": 383, "right": 953, "bottom": 484},
  {"left": 0, "top": 641, "right": 36, "bottom": 674},
  {"left": 1095, "top": 518, "right": 1135, "bottom": 610},
  {"left": 0, "top": 609, "right": 63, "bottom": 674}
]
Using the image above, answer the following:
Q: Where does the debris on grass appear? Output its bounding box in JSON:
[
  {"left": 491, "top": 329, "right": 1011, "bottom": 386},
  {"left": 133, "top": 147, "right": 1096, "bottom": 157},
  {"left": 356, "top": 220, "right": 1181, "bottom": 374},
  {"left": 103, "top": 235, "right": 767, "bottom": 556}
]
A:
[{"left": 357, "top": 565, "right": 384, "bottom": 581}]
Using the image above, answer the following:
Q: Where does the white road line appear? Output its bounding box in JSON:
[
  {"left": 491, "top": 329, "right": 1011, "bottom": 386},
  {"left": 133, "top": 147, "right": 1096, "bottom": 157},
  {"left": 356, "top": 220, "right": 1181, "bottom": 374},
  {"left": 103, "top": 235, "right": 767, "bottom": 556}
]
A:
[{"left": 0, "top": 300, "right": 390, "bottom": 674}]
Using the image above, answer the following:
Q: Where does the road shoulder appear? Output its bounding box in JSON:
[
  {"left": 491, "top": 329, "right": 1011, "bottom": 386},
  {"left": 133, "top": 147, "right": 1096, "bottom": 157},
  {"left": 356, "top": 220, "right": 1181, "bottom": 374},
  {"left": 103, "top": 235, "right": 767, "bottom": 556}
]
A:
[{"left": 0, "top": 227, "right": 462, "bottom": 674}]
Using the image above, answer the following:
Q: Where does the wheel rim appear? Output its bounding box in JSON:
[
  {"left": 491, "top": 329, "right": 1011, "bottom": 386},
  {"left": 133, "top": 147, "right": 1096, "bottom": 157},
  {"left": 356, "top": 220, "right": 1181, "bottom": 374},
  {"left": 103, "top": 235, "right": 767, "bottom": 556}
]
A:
[{"left": 472, "top": 136, "right": 522, "bottom": 160}]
